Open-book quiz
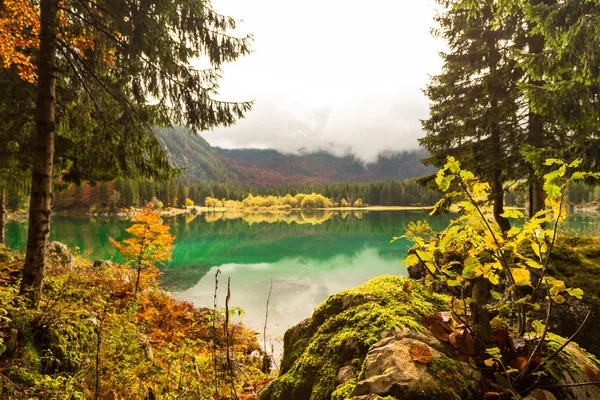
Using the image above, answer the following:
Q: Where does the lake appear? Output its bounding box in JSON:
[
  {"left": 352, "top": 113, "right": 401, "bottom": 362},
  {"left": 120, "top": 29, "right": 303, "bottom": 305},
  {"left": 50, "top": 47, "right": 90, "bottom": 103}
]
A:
[{"left": 5, "top": 209, "right": 600, "bottom": 359}]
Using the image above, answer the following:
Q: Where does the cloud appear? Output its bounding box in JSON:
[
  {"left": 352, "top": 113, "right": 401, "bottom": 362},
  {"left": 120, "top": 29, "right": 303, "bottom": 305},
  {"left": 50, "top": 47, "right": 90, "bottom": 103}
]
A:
[{"left": 205, "top": 0, "right": 444, "bottom": 162}]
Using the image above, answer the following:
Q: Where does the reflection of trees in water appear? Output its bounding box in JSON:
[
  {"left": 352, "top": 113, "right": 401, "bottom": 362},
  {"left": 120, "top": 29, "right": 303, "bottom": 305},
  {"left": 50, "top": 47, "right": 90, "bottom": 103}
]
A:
[{"left": 561, "top": 213, "right": 600, "bottom": 236}]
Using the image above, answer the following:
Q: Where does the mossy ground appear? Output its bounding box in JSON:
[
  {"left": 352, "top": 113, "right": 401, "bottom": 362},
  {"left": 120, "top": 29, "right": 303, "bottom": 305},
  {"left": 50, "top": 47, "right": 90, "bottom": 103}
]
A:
[
  {"left": 0, "top": 246, "right": 265, "bottom": 399},
  {"left": 549, "top": 235, "right": 600, "bottom": 305},
  {"left": 260, "top": 276, "right": 451, "bottom": 400}
]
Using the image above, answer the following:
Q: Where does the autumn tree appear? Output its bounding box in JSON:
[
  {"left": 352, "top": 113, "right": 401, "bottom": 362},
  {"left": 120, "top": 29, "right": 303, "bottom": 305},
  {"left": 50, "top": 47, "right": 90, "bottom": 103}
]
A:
[
  {"left": 0, "top": 0, "right": 252, "bottom": 306},
  {"left": 110, "top": 205, "right": 175, "bottom": 295}
]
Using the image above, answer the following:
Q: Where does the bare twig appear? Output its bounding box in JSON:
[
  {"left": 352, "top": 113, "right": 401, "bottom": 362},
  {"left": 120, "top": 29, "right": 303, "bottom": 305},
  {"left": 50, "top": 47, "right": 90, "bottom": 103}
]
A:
[
  {"left": 212, "top": 269, "right": 221, "bottom": 398},
  {"left": 513, "top": 281, "right": 553, "bottom": 385},
  {"left": 263, "top": 278, "right": 273, "bottom": 373},
  {"left": 527, "top": 312, "right": 591, "bottom": 379},
  {"left": 539, "top": 381, "right": 600, "bottom": 389},
  {"left": 224, "top": 277, "right": 237, "bottom": 399}
]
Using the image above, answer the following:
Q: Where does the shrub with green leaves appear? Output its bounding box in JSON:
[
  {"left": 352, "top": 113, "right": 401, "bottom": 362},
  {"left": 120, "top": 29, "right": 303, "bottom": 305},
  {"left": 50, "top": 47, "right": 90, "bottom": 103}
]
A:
[{"left": 396, "top": 156, "right": 599, "bottom": 393}]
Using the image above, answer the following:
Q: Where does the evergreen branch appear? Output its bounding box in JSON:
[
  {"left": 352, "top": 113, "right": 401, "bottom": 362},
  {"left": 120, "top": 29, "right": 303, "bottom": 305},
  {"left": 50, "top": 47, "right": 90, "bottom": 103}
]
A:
[{"left": 56, "top": 42, "right": 124, "bottom": 141}]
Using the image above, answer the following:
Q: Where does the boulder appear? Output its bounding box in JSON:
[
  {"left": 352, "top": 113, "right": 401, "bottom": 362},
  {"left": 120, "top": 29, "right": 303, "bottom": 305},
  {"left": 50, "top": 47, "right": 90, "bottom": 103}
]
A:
[
  {"left": 259, "top": 276, "right": 478, "bottom": 400},
  {"left": 47, "top": 241, "right": 74, "bottom": 270},
  {"left": 350, "top": 328, "right": 480, "bottom": 399},
  {"left": 259, "top": 276, "right": 600, "bottom": 400}
]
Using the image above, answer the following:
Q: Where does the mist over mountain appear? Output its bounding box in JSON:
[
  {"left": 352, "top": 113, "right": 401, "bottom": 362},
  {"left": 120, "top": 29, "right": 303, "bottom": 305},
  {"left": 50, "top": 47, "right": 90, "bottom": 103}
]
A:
[{"left": 156, "top": 127, "right": 434, "bottom": 186}]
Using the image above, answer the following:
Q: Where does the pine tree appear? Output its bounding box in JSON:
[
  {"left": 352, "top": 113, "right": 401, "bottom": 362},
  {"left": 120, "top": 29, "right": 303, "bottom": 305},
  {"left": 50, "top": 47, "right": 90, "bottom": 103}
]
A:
[
  {"left": 518, "top": 0, "right": 600, "bottom": 171},
  {"left": 421, "top": 1, "right": 526, "bottom": 231},
  {"left": 2, "top": 0, "right": 253, "bottom": 306},
  {"left": 176, "top": 184, "right": 187, "bottom": 208}
]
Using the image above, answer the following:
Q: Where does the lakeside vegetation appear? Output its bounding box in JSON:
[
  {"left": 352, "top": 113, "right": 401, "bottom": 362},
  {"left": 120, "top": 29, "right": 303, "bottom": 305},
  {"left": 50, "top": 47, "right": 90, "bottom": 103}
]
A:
[
  {"left": 2, "top": 0, "right": 600, "bottom": 398},
  {"left": 0, "top": 233, "right": 267, "bottom": 398}
]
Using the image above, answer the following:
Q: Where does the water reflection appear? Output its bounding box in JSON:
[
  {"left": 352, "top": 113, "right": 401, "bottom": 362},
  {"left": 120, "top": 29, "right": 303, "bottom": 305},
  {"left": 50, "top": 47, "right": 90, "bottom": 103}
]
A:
[
  {"left": 5, "top": 210, "right": 600, "bottom": 356},
  {"left": 175, "top": 246, "right": 408, "bottom": 361}
]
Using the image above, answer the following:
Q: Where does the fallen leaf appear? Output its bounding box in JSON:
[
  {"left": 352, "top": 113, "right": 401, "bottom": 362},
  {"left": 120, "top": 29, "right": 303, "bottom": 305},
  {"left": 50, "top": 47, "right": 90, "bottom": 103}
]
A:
[
  {"left": 584, "top": 366, "right": 600, "bottom": 382},
  {"left": 422, "top": 315, "right": 436, "bottom": 330},
  {"left": 402, "top": 281, "right": 412, "bottom": 294},
  {"left": 430, "top": 320, "right": 450, "bottom": 342},
  {"left": 449, "top": 329, "right": 476, "bottom": 356},
  {"left": 492, "top": 329, "right": 511, "bottom": 352},
  {"left": 410, "top": 344, "right": 434, "bottom": 365},
  {"left": 534, "top": 389, "right": 557, "bottom": 400},
  {"left": 510, "top": 356, "right": 528, "bottom": 372},
  {"left": 435, "top": 311, "right": 452, "bottom": 324}
]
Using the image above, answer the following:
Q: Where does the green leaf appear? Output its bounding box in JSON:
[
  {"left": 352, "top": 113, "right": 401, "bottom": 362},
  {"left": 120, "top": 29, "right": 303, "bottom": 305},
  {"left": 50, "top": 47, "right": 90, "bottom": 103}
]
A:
[
  {"left": 448, "top": 279, "right": 462, "bottom": 287},
  {"left": 566, "top": 288, "right": 584, "bottom": 299},
  {"left": 390, "top": 235, "right": 406, "bottom": 244},
  {"left": 571, "top": 171, "right": 586, "bottom": 181},
  {"left": 491, "top": 290, "right": 503, "bottom": 300},
  {"left": 463, "top": 256, "right": 483, "bottom": 279},
  {"left": 484, "top": 358, "right": 495, "bottom": 367},
  {"left": 568, "top": 159, "right": 582, "bottom": 168},
  {"left": 525, "top": 259, "right": 543, "bottom": 269},
  {"left": 553, "top": 295, "right": 566, "bottom": 304},
  {"left": 501, "top": 209, "right": 525, "bottom": 219},
  {"left": 445, "top": 156, "right": 460, "bottom": 174},
  {"left": 544, "top": 158, "right": 564, "bottom": 166}
]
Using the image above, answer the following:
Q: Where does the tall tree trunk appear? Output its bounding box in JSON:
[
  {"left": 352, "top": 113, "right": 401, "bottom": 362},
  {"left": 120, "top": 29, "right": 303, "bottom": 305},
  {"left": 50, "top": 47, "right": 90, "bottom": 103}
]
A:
[
  {"left": 527, "top": 2, "right": 547, "bottom": 218},
  {"left": 19, "top": 0, "right": 59, "bottom": 307},
  {"left": 0, "top": 186, "right": 6, "bottom": 245},
  {"left": 484, "top": 7, "right": 511, "bottom": 233},
  {"left": 492, "top": 169, "right": 511, "bottom": 232}
]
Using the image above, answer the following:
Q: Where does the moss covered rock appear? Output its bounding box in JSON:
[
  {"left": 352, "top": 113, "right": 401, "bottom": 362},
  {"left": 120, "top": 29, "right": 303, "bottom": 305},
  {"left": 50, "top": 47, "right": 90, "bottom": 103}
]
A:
[
  {"left": 545, "top": 236, "right": 600, "bottom": 357},
  {"left": 259, "top": 276, "right": 481, "bottom": 400}
]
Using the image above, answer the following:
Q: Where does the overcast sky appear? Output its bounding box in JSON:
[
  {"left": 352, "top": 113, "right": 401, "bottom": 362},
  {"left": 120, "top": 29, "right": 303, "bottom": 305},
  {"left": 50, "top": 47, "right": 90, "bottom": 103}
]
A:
[{"left": 206, "top": 0, "right": 444, "bottom": 162}]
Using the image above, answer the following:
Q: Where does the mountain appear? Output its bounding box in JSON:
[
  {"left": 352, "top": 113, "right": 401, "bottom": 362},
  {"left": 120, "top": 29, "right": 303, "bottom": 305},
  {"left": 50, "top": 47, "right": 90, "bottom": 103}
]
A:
[{"left": 155, "top": 127, "right": 434, "bottom": 186}]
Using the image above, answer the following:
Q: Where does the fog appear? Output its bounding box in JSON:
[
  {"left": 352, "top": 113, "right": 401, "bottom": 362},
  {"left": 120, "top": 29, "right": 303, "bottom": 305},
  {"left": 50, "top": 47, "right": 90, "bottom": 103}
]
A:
[{"left": 205, "top": 0, "right": 444, "bottom": 162}]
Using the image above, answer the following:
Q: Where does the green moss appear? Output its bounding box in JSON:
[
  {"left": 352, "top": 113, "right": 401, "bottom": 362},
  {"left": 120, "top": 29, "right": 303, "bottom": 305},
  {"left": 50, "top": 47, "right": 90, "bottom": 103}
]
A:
[
  {"left": 426, "top": 355, "right": 470, "bottom": 395},
  {"left": 549, "top": 235, "right": 600, "bottom": 305},
  {"left": 260, "top": 276, "right": 451, "bottom": 400}
]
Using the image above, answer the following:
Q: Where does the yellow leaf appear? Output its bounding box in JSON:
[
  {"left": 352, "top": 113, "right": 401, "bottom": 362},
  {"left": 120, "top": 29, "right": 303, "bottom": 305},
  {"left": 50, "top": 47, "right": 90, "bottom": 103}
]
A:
[{"left": 510, "top": 268, "right": 531, "bottom": 286}]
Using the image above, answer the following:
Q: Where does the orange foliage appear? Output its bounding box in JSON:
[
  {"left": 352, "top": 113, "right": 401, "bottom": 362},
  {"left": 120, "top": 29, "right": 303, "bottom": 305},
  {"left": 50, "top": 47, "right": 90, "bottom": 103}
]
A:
[
  {"left": 109, "top": 204, "right": 175, "bottom": 294},
  {"left": 0, "top": 0, "right": 94, "bottom": 83}
]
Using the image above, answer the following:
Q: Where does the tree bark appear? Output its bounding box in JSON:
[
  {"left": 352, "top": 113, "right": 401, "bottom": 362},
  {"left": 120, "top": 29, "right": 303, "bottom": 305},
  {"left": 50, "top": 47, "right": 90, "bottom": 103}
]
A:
[
  {"left": 484, "top": 8, "right": 511, "bottom": 233},
  {"left": 19, "top": 0, "right": 59, "bottom": 308},
  {"left": 527, "top": 2, "right": 547, "bottom": 218},
  {"left": 470, "top": 278, "right": 494, "bottom": 348},
  {"left": 492, "top": 169, "right": 511, "bottom": 232},
  {"left": 0, "top": 186, "right": 6, "bottom": 245}
]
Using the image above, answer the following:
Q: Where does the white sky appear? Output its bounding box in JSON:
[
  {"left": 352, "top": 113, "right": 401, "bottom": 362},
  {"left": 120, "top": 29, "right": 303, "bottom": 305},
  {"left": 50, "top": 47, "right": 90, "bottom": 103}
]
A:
[{"left": 206, "top": 0, "right": 444, "bottom": 162}]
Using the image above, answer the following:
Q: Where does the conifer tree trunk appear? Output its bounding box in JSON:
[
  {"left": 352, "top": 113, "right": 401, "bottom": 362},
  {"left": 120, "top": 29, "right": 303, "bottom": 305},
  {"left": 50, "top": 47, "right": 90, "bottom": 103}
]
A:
[
  {"left": 19, "top": 0, "right": 59, "bottom": 307},
  {"left": 485, "top": 11, "right": 511, "bottom": 233},
  {"left": 492, "top": 168, "right": 511, "bottom": 232},
  {"left": 528, "top": 1, "right": 547, "bottom": 217},
  {"left": 0, "top": 186, "right": 6, "bottom": 245}
]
